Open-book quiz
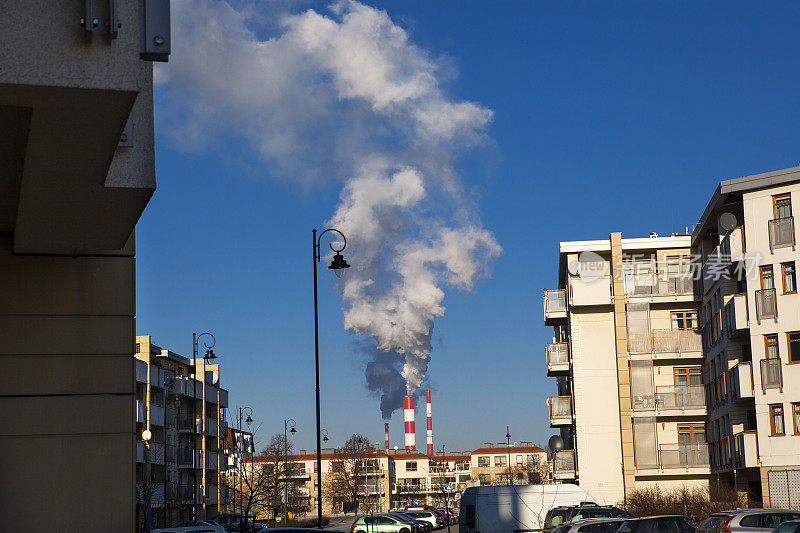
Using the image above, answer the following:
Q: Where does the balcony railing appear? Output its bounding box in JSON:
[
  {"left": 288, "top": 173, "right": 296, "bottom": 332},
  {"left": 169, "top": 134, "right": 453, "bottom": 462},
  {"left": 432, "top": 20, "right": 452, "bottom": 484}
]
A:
[
  {"left": 755, "top": 288, "right": 777, "bottom": 323},
  {"left": 552, "top": 450, "right": 576, "bottom": 479},
  {"left": 396, "top": 482, "right": 427, "bottom": 493},
  {"left": 546, "top": 342, "right": 570, "bottom": 374},
  {"left": 165, "top": 444, "right": 176, "bottom": 465},
  {"left": 624, "top": 272, "right": 694, "bottom": 298},
  {"left": 543, "top": 290, "right": 567, "bottom": 323},
  {"left": 655, "top": 385, "right": 705, "bottom": 410},
  {"left": 733, "top": 431, "right": 758, "bottom": 469},
  {"left": 178, "top": 448, "right": 201, "bottom": 468},
  {"left": 650, "top": 329, "right": 702, "bottom": 354},
  {"left": 768, "top": 216, "right": 795, "bottom": 252},
  {"left": 178, "top": 413, "right": 201, "bottom": 433},
  {"left": 760, "top": 358, "right": 783, "bottom": 393},
  {"left": 166, "top": 407, "right": 177, "bottom": 428},
  {"left": 178, "top": 484, "right": 201, "bottom": 504},
  {"left": 205, "top": 417, "right": 218, "bottom": 437},
  {"left": 548, "top": 396, "right": 573, "bottom": 425},
  {"left": 659, "top": 443, "right": 709, "bottom": 468}
]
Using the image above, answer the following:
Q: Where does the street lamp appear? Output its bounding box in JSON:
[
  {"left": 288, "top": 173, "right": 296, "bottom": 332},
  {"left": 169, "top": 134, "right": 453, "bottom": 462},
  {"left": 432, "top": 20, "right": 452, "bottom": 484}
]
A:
[
  {"left": 192, "top": 332, "right": 216, "bottom": 520},
  {"left": 505, "top": 427, "right": 512, "bottom": 486},
  {"left": 237, "top": 407, "right": 254, "bottom": 519},
  {"left": 284, "top": 419, "right": 296, "bottom": 522},
  {"left": 312, "top": 228, "right": 350, "bottom": 528},
  {"left": 143, "top": 428, "right": 153, "bottom": 533}
]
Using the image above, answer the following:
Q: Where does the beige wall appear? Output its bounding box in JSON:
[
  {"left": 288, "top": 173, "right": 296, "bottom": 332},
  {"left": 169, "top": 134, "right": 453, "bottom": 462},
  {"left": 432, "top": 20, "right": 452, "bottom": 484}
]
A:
[{"left": 0, "top": 235, "right": 136, "bottom": 532}]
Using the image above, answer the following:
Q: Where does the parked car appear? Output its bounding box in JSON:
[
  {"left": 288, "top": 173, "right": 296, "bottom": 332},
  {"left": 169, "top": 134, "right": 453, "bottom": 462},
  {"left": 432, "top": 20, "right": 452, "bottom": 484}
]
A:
[
  {"left": 255, "top": 529, "right": 346, "bottom": 533},
  {"left": 698, "top": 510, "right": 800, "bottom": 533},
  {"left": 351, "top": 514, "right": 423, "bottom": 533},
  {"left": 617, "top": 515, "right": 696, "bottom": 533},
  {"left": 154, "top": 521, "right": 227, "bottom": 533},
  {"left": 403, "top": 510, "right": 441, "bottom": 529},
  {"left": 543, "top": 505, "right": 633, "bottom": 533},
  {"left": 772, "top": 520, "right": 800, "bottom": 533},
  {"left": 388, "top": 512, "right": 434, "bottom": 532},
  {"left": 549, "top": 517, "right": 627, "bottom": 533}
]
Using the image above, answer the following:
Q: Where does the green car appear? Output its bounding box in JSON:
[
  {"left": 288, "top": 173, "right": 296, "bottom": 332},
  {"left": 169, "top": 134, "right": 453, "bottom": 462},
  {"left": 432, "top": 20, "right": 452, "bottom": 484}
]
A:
[{"left": 351, "top": 514, "right": 422, "bottom": 533}]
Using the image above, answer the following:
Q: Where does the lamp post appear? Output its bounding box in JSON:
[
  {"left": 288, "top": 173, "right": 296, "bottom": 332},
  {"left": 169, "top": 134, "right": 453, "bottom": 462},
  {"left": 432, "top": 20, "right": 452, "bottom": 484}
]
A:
[
  {"left": 238, "top": 407, "right": 253, "bottom": 520},
  {"left": 283, "top": 419, "right": 296, "bottom": 522},
  {"left": 505, "top": 427, "right": 512, "bottom": 486},
  {"left": 312, "top": 228, "right": 350, "bottom": 528},
  {"left": 192, "top": 332, "right": 216, "bottom": 520}
]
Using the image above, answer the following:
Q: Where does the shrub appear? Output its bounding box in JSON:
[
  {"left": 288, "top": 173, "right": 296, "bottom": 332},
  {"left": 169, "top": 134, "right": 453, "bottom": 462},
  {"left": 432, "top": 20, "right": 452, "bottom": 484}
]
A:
[{"left": 623, "top": 484, "right": 745, "bottom": 522}]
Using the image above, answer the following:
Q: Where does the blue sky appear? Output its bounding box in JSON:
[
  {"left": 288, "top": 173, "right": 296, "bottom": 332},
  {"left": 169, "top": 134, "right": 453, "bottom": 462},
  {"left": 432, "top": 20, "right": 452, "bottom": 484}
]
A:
[{"left": 137, "top": 0, "right": 800, "bottom": 453}]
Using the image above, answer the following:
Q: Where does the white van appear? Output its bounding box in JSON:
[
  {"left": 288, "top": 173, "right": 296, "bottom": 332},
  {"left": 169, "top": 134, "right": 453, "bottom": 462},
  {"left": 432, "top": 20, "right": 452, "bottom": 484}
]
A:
[{"left": 458, "top": 484, "right": 597, "bottom": 533}]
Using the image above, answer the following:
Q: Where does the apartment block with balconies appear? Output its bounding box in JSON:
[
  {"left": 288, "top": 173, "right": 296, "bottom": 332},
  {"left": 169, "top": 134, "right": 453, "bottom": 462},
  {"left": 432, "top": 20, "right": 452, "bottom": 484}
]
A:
[
  {"left": 135, "top": 335, "right": 230, "bottom": 528},
  {"left": 692, "top": 165, "right": 800, "bottom": 508},
  {"left": 544, "top": 234, "right": 711, "bottom": 505}
]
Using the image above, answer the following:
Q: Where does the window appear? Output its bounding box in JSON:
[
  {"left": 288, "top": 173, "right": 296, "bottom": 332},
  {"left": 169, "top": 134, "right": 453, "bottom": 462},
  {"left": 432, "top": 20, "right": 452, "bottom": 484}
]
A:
[
  {"left": 674, "top": 367, "right": 703, "bottom": 387},
  {"left": 774, "top": 194, "right": 793, "bottom": 219},
  {"left": 671, "top": 311, "right": 698, "bottom": 330},
  {"left": 478, "top": 473, "right": 491, "bottom": 485},
  {"left": 494, "top": 455, "right": 507, "bottom": 466},
  {"left": 793, "top": 403, "right": 800, "bottom": 435},
  {"left": 770, "top": 404, "right": 785, "bottom": 436},
  {"left": 516, "top": 454, "right": 523, "bottom": 466},
  {"left": 782, "top": 262, "right": 797, "bottom": 294},
  {"left": 678, "top": 423, "right": 706, "bottom": 444},
  {"left": 788, "top": 332, "right": 800, "bottom": 364},
  {"left": 477, "top": 456, "right": 489, "bottom": 467},
  {"left": 135, "top": 343, "right": 141, "bottom": 353},
  {"left": 406, "top": 461, "right": 417, "bottom": 472},
  {"left": 761, "top": 265, "right": 775, "bottom": 290},
  {"left": 765, "top": 334, "right": 780, "bottom": 359},
  {"left": 527, "top": 454, "right": 537, "bottom": 465}
]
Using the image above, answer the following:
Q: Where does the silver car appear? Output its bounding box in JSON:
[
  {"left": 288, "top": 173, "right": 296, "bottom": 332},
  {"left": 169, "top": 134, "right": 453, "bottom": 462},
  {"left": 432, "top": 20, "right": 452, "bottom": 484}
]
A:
[
  {"left": 698, "top": 510, "right": 800, "bottom": 533},
  {"left": 550, "top": 518, "right": 627, "bottom": 533},
  {"left": 773, "top": 520, "right": 800, "bottom": 533}
]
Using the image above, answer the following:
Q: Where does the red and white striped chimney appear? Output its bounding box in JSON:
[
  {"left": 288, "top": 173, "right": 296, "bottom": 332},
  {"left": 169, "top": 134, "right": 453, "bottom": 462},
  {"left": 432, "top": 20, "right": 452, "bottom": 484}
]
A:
[
  {"left": 385, "top": 422, "right": 390, "bottom": 451},
  {"left": 403, "top": 396, "right": 415, "bottom": 450},
  {"left": 426, "top": 389, "right": 433, "bottom": 456}
]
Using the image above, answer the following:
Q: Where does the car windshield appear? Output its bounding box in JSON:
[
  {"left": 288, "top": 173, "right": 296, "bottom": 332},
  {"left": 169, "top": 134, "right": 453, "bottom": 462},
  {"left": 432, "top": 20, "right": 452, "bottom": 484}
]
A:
[
  {"left": 546, "top": 510, "right": 569, "bottom": 528},
  {"left": 617, "top": 520, "right": 636, "bottom": 533}
]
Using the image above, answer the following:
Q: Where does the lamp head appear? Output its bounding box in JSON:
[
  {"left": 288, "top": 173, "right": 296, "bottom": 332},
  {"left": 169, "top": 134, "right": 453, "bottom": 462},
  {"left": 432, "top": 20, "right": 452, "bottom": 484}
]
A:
[
  {"left": 290, "top": 426, "right": 296, "bottom": 435},
  {"left": 328, "top": 253, "right": 350, "bottom": 278},
  {"left": 204, "top": 348, "right": 216, "bottom": 361},
  {"left": 246, "top": 414, "right": 253, "bottom": 426},
  {"left": 323, "top": 434, "right": 329, "bottom": 443}
]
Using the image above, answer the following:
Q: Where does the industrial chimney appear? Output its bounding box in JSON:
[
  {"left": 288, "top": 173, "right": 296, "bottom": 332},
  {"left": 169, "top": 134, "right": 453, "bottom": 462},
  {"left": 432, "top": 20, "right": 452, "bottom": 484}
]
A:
[
  {"left": 426, "top": 389, "right": 433, "bottom": 456},
  {"left": 385, "top": 422, "right": 390, "bottom": 451},
  {"left": 404, "top": 396, "right": 415, "bottom": 449}
]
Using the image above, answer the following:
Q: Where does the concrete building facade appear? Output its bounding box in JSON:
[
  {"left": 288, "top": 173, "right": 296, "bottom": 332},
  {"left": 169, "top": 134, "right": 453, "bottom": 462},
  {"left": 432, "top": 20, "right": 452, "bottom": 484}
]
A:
[
  {"left": 692, "top": 166, "right": 800, "bottom": 508},
  {"left": 135, "top": 335, "right": 230, "bottom": 527},
  {"left": 0, "top": 2, "right": 169, "bottom": 531},
  {"left": 545, "top": 234, "right": 711, "bottom": 505}
]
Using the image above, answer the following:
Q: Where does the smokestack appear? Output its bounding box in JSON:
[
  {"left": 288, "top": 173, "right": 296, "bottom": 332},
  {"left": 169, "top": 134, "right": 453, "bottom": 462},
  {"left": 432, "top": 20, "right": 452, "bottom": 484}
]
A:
[
  {"left": 385, "top": 422, "right": 390, "bottom": 451},
  {"left": 404, "top": 396, "right": 415, "bottom": 450},
  {"left": 426, "top": 389, "right": 433, "bottom": 456}
]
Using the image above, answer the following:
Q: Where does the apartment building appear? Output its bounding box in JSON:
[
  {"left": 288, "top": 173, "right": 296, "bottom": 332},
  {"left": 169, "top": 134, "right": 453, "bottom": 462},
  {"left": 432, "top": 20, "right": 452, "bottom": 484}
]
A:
[
  {"left": 692, "top": 166, "right": 800, "bottom": 507},
  {"left": 0, "top": 2, "right": 169, "bottom": 530},
  {"left": 544, "top": 234, "right": 710, "bottom": 505},
  {"left": 470, "top": 443, "right": 548, "bottom": 486},
  {"left": 135, "top": 335, "right": 230, "bottom": 528}
]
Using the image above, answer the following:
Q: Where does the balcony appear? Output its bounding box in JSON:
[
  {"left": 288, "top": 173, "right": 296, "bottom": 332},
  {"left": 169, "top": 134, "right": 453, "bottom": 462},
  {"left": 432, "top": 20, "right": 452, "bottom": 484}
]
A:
[
  {"left": 755, "top": 289, "right": 777, "bottom": 324},
  {"left": 548, "top": 396, "right": 573, "bottom": 426},
  {"left": 729, "top": 362, "right": 754, "bottom": 402},
  {"left": 552, "top": 450, "right": 576, "bottom": 480},
  {"left": 178, "top": 413, "right": 201, "bottom": 433},
  {"left": 723, "top": 293, "right": 749, "bottom": 336},
  {"left": 546, "top": 342, "right": 570, "bottom": 376},
  {"left": 760, "top": 358, "right": 783, "bottom": 393},
  {"left": 178, "top": 484, "right": 203, "bottom": 505},
  {"left": 633, "top": 386, "right": 705, "bottom": 415},
  {"left": 219, "top": 388, "right": 229, "bottom": 408},
  {"left": 178, "top": 448, "right": 202, "bottom": 469},
  {"left": 624, "top": 272, "right": 694, "bottom": 300},
  {"left": 206, "top": 485, "right": 218, "bottom": 505},
  {"left": 650, "top": 329, "right": 702, "bottom": 356},
  {"left": 658, "top": 443, "right": 709, "bottom": 470},
  {"left": 206, "top": 452, "right": 218, "bottom": 470},
  {"left": 543, "top": 290, "right": 567, "bottom": 325},
  {"left": 733, "top": 431, "right": 758, "bottom": 469},
  {"left": 206, "top": 417, "right": 218, "bottom": 437},
  {"left": 768, "top": 216, "right": 795, "bottom": 252},
  {"left": 150, "top": 403, "right": 165, "bottom": 427},
  {"left": 396, "top": 482, "right": 427, "bottom": 493},
  {"left": 166, "top": 445, "right": 176, "bottom": 465},
  {"left": 568, "top": 275, "right": 612, "bottom": 306}
]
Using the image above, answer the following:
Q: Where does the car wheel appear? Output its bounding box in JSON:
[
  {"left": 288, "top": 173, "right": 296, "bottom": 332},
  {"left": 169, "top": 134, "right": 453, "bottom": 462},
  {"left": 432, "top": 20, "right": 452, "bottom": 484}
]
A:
[{"left": 400, "top": 528, "right": 410, "bottom": 533}]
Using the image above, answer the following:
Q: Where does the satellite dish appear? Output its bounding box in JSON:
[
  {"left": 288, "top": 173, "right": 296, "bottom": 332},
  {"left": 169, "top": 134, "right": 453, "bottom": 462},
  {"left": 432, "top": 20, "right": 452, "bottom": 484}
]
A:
[
  {"left": 548, "top": 435, "right": 563, "bottom": 452},
  {"left": 719, "top": 212, "right": 738, "bottom": 232},
  {"left": 142, "top": 429, "right": 152, "bottom": 441}
]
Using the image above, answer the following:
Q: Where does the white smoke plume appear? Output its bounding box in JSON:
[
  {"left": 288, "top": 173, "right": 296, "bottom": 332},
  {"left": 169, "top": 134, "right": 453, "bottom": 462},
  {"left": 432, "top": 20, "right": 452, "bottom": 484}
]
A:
[{"left": 157, "top": 0, "right": 501, "bottom": 419}]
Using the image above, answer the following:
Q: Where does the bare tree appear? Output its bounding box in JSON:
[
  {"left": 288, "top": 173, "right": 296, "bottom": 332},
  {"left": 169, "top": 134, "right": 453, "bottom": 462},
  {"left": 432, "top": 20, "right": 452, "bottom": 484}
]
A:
[
  {"left": 135, "top": 444, "right": 166, "bottom": 533},
  {"left": 324, "top": 434, "right": 374, "bottom": 514}
]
